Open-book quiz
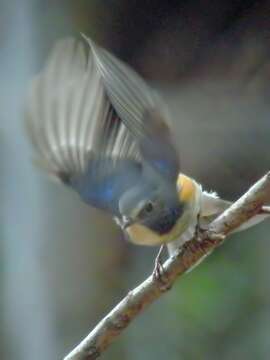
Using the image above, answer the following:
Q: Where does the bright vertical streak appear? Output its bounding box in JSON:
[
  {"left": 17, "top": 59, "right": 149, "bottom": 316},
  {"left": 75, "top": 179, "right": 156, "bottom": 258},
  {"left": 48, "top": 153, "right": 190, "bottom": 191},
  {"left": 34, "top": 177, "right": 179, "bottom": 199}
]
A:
[{"left": 0, "top": 1, "right": 57, "bottom": 359}]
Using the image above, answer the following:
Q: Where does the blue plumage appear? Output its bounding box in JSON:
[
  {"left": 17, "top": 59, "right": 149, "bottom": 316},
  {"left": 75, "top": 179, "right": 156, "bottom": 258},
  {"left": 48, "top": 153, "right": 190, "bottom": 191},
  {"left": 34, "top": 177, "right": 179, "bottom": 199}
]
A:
[
  {"left": 71, "top": 158, "right": 142, "bottom": 215},
  {"left": 25, "top": 36, "right": 181, "bottom": 238}
]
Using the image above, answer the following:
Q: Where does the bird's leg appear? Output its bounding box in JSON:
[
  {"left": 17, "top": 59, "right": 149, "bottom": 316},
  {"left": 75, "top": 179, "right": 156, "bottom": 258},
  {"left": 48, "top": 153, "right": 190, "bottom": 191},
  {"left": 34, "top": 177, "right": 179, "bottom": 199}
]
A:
[
  {"left": 194, "top": 212, "right": 201, "bottom": 239},
  {"left": 154, "top": 244, "right": 165, "bottom": 277},
  {"left": 153, "top": 245, "right": 170, "bottom": 291},
  {"left": 194, "top": 212, "right": 207, "bottom": 242}
]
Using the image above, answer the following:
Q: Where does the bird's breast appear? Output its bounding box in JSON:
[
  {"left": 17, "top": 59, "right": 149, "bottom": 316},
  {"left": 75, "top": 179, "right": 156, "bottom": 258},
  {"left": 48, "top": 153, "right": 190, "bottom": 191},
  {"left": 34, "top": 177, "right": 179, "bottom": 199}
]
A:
[{"left": 126, "top": 208, "right": 192, "bottom": 246}]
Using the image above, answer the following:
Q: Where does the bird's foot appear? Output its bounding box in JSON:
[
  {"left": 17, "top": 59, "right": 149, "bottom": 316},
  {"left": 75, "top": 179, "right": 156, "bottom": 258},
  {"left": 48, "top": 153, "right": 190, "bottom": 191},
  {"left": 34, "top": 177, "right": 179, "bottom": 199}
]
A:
[
  {"left": 153, "top": 245, "right": 171, "bottom": 291},
  {"left": 194, "top": 212, "right": 207, "bottom": 242}
]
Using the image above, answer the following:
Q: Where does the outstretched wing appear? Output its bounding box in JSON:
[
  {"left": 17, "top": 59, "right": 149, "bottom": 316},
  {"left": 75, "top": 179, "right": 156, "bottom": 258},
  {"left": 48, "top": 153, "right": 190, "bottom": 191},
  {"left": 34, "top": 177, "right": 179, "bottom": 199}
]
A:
[
  {"left": 86, "top": 36, "right": 180, "bottom": 182},
  {"left": 25, "top": 36, "right": 181, "bottom": 214},
  {"left": 25, "top": 38, "right": 141, "bottom": 214}
]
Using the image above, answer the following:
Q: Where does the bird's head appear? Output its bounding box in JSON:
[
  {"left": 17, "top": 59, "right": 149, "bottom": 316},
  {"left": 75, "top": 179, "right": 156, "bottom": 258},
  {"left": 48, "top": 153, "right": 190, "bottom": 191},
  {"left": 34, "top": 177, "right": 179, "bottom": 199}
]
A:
[{"left": 119, "top": 181, "right": 184, "bottom": 235}]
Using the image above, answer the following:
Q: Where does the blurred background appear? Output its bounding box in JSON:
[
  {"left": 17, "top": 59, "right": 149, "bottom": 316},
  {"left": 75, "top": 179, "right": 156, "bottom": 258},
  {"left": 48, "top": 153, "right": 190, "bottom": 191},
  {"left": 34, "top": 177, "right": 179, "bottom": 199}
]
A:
[{"left": 1, "top": 0, "right": 270, "bottom": 359}]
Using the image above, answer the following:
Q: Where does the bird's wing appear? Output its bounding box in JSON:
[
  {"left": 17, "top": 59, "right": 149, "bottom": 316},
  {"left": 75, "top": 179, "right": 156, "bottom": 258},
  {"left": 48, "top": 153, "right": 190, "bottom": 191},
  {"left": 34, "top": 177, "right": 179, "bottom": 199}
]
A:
[
  {"left": 85, "top": 35, "right": 180, "bottom": 182},
  {"left": 25, "top": 38, "right": 142, "bottom": 214}
]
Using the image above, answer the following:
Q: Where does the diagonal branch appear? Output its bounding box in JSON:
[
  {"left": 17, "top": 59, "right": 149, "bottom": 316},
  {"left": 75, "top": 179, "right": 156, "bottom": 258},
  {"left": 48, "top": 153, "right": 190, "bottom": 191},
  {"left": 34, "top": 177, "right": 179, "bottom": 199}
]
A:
[{"left": 64, "top": 172, "right": 270, "bottom": 360}]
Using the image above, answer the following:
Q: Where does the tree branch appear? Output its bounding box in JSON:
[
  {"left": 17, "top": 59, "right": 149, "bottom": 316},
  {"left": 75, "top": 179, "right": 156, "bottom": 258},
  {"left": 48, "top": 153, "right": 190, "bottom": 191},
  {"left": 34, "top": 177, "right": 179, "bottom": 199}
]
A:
[{"left": 64, "top": 172, "right": 270, "bottom": 360}]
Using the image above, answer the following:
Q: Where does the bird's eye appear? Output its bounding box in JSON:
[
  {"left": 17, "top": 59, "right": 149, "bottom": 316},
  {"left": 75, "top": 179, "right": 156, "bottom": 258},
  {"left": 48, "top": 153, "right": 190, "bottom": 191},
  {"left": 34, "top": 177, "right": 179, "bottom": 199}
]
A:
[
  {"left": 137, "top": 200, "right": 156, "bottom": 219},
  {"left": 144, "top": 201, "right": 154, "bottom": 213}
]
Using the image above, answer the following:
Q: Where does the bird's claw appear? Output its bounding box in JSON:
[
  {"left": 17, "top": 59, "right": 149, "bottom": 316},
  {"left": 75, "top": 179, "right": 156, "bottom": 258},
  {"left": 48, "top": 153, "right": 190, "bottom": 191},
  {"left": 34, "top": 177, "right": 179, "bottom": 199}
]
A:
[
  {"left": 194, "top": 212, "right": 207, "bottom": 241},
  {"left": 152, "top": 245, "right": 171, "bottom": 291}
]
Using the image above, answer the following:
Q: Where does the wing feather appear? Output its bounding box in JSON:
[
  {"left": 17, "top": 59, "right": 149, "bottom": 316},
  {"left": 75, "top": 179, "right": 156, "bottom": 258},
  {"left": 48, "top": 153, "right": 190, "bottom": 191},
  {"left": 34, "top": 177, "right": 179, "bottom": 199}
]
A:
[
  {"left": 85, "top": 35, "right": 180, "bottom": 181},
  {"left": 25, "top": 35, "right": 180, "bottom": 214},
  {"left": 25, "top": 38, "right": 140, "bottom": 184}
]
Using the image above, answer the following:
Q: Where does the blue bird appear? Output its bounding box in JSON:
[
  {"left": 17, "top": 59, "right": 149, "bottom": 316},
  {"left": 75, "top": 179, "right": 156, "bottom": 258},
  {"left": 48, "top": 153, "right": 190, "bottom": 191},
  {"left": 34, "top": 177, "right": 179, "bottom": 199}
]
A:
[{"left": 25, "top": 36, "right": 270, "bottom": 274}]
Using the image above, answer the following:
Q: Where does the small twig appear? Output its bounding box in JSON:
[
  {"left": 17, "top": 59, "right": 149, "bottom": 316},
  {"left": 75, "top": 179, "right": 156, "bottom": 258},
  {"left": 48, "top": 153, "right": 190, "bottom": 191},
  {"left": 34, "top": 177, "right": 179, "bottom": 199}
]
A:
[{"left": 64, "top": 172, "right": 270, "bottom": 360}]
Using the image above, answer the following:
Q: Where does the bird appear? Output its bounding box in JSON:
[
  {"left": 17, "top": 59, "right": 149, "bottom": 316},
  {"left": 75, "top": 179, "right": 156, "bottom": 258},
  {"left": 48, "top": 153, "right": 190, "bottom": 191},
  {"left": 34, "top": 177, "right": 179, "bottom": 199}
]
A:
[{"left": 25, "top": 35, "right": 270, "bottom": 276}]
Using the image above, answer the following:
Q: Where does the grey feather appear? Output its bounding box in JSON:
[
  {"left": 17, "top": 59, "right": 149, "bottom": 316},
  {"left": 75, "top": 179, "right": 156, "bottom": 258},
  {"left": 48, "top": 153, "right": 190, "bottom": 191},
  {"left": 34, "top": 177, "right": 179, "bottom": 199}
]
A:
[
  {"left": 25, "top": 35, "right": 180, "bottom": 215},
  {"left": 84, "top": 35, "right": 180, "bottom": 181},
  {"left": 25, "top": 38, "right": 140, "bottom": 184}
]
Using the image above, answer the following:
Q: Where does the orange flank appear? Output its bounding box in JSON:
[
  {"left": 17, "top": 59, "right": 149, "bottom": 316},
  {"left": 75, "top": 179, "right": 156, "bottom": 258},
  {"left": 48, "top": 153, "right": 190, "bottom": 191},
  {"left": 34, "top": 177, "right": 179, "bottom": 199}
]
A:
[{"left": 177, "top": 174, "right": 196, "bottom": 203}]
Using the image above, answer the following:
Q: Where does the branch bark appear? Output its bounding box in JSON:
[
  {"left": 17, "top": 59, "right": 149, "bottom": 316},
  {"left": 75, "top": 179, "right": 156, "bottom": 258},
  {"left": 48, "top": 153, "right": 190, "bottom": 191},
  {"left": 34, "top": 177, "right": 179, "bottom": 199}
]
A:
[{"left": 64, "top": 172, "right": 270, "bottom": 360}]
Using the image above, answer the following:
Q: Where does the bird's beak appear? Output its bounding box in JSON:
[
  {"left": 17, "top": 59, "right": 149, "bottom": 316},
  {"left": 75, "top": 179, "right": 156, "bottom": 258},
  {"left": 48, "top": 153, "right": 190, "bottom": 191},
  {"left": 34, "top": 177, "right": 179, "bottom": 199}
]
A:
[{"left": 121, "top": 216, "right": 134, "bottom": 230}]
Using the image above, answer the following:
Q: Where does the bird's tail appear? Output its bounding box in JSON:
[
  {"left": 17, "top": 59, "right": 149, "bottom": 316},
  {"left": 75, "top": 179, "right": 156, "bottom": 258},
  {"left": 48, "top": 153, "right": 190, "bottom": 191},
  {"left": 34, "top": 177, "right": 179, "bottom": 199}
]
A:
[{"left": 201, "top": 190, "right": 270, "bottom": 233}]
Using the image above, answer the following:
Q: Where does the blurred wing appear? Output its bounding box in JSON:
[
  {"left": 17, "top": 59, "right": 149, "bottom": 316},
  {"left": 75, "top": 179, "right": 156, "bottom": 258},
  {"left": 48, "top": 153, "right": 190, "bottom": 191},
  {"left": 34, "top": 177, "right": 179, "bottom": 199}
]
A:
[
  {"left": 25, "top": 38, "right": 141, "bottom": 214},
  {"left": 84, "top": 35, "right": 180, "bottom": 181}
]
